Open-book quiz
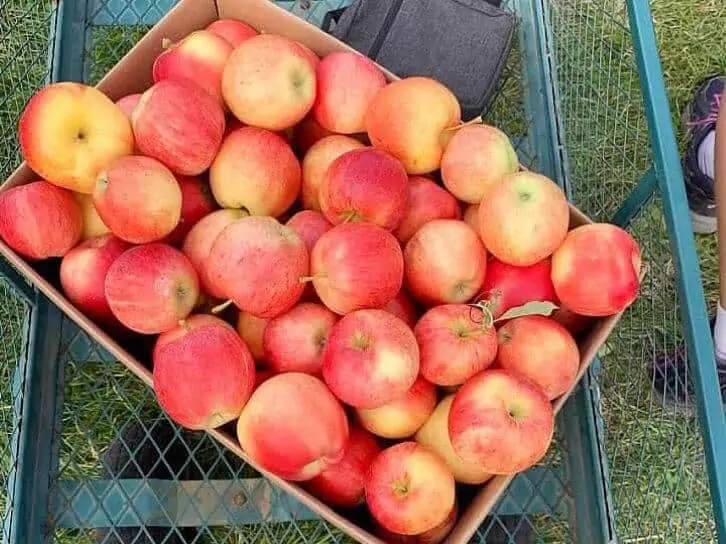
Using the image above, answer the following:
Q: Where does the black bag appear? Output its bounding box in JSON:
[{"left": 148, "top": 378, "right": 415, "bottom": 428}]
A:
[{"left": 323, "top": 0, "right": 516, "bottom": 121}]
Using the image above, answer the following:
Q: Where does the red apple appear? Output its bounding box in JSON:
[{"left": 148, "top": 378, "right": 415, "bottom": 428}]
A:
[
  {"left": 373, "top": 502, "right": 458, "bottom": 544},
  {"left": 153, "top": 314, "right": 255, "bottom": 430},
  {"left": 105, "top": 243, "right": 200, "bottom": 334},
  {"left": 285, "top": 210, "right": 333, "bottom": 252},
  {"left": 319, "top": 147, "right": 409, "bottom": 230},
  {"left": 415, "top": 396, "right": 492, "bottom": 484},
  {"left": 236, "top": 372, "right": 349, "bottom": 481},
  {"left": 404, "top": 219, "right": 487, "bottom": 305},
  {"left": 93, "top": 155, "right": 182, "bottom": 244},
  {"left": 551, "top": 223, "right": 641, "bottom": 316},
  {"left": 222, "top": 34, "right": 316, "bottom": 131},
  {"left": 210, "top": 127, "right": 301, "bottom": 217},
  {"left": 181, "top": 208, "right": 248, "bottom": 299},
  {"left": 440, "top": 124, "right": 518, "bottom": 203},
  {"left": 475, "top": 257, "right": 558, "bottom": 318},
  {"left": 115, "top": 93, "right": 141, "bottom": 119},
  {"left": 312, "top": 51, "right": 387, "bottom": 134},
  {"left": 478, "top": 172, "right": 569, "bottom": 266},
  {"left": 356, "top": 376, "right": 437, "bottom": 439},
  {"left": 449, "top": 368, "right": 555, "bottom": 474},
  {"left": 414, "top": 304, "right": 497, "bottom": 386},
  {"left": 236, "top": 311, "right": 268, "bottom": 362},
  {"left": 305, "top": 425, "right": 381, "bottom": 508},
  {"left": 163, "top": 176, "right": 217, "bottom": 247},
  {"left": 263, "top": 302, "right": 338, "bottom": 375},
  {"left": 393, "top": 176, "right": 461, "bottom": 243},
  {"left": 496, "top": 315, "right": 579, "bottom": 400},
  {"left": 206, "top": 18, "right": 259, "bottom": 47},
  {"left": 365, "top": 442, "right": 456, "bottom": 536},
  {"left": 551, "top": 305, "right": 592, "bottom": 335},
  {"left": 60, "top": 234, "right": 130, "bottom": 326},
  {"left": 381, "top": 290, "right": 418, "bottom": 328},
  {"left": 322, "top": 309, "right": 419, "bottom": 409},
  {"left": 206, "top": 216, "right": 309, "bottom": 319},
  {"left": 0, "top": 181, "right": 82, "bottom": 260},
  {"left": 132, "top": 79, "right": 225, "bottom": 176},
  {"left": 301, "top": 135, "right": 365, "bottom": 212},
  {"left": 311, "top": 223, "right": 403, "bottom": 315},
  {"left": 152, "top": 30, "right": 233, "bottom": 105}
]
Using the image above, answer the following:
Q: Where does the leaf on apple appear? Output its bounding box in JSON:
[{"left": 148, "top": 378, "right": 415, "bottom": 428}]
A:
[{"left": 493, "top": 301, "right": 559, "bottom": 323}]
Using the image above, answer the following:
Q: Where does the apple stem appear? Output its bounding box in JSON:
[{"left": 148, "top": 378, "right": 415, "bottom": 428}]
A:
[
  {"left": 442, "top": 115, "right": 484, "bottom": 134},
  {"left": 178, "top": 319, "right": 190, "bottom": 332},
  {"left": 211, "top": 299, "right": 234, "bottom": 314},
  {"left": 161, "top": 37, "right": 173, "bottom": 49}
]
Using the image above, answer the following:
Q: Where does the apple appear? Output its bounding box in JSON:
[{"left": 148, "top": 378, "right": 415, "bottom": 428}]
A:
[
  {"left": 414, "top": 304, "right": 497, "bottom": 386},
  {"left": 373, "top": 501, "right": 458, "bottom": 544},
  {"left": 312, "top": 51, "right": 386, "bottom": 134},
  {"left": 475, "top": 257, "right": 558, "bottom": 318},
  {"left": 356, "top": 376, "right": 437, "bottom": 439},
  {"left": 132, "top": 79, "right": 225, "bottom": 176},
  {"left": 153, "top": 314, "right": 255, "bottom": 430},
  {"left": 440, "top": 124, "right": 518, "bottom": 203},
  {"left": 263, "top": 302, "right": 338, "bottom": 375},
  {"left": 415, "top": 395, "right": 492, "bottom": 485},
  {"left": 319, "top": 148, "right": 409, "bottom": 230},
  {"left": 462, "top": 203, "right": 480, "bottom": 235},
  {"left": 181, "top": 208, "right": 248, "bottom": 299},
  {"left": 448, "top": 368, "right": 555, "bottom": 474},
  {"left": 551, "top": 223, "right": 641, "bottom": 316},
  {"left": 205, "top": 18, "right": 258, "bottom": 47},
  {"left": 236, "top": 311, "right": 268, "bottom": 362},
  {"left": 163, "top": 176, "right": 217, "bottom": 247},
  {"left": 115, "top": 94, "right": 141, "bottom": 119},
  {"left": 105, "top": 243, "right": 199, "bottom": 334},
  {"left": 404, "top": 219, "right": 487, "bottom": 305},
  {"left": 152, "top": 30, "right": 233, "bottom": 105},
  {"left": 210, "top": 127, "right": 301, "bottom": 217},
  {"left": 93, "top": 155, "right": 182, "bottom": 244},
  {"left": 59, "top": 234, "right": 130, "bottom": 326},
  {"left": 310, "top": 223, "right": 403, "bottom": 315},
  {"left": 322, "top": 309, "right": 419, "bottom": 409},
  {"left": 365, "top": 77, "right": 461, "bottom": 174},
  {"left": 477, "top": 172, "right": 569, "bottom": 266},
  {"left": 365, "top": 441, "right": 456, "bottom": 536},
  {"left": 305, "top": 425, "right": 381, "bottom": 508},
  {"left": 0, "top": 181, "right": 82, "bottom": 260},
  {"left": 393, "top": 176, "right": 461, "bottom": 243},
  {"left": 236, "top": 372, "right": 349, "bottom": 481},
  {"left": 381, "top": 290, "right": 418, "bottom": 328},
  {"left": 293, "top": 116, "right": 336, "bottom": 155},
  {"left": 496, "top": 315, "right": 579, "bottom": 400},
  {"left": 301, "top": 135, "right": 365, "bottom": 212},
  {"left": 18, "top": 82, "right": 134, "bottom": 194},
  {"left": 206, "top": 216, "right": 309, "bottom": 319},
  {"left": 222, "top": 34, "right": 316, "bottom": 131},
  {"left": 286, "top": 210, "right": 333, "bottom": 300},
  {"left": 73, "top": 192, "right": 111, "bottom": 241}
]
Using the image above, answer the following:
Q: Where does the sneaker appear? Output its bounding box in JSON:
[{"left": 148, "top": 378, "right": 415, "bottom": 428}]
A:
[
  {"left": 650, "top": 317, "right": 726, "bottom": 417},
  {"left": 682, "top": 75, "right": 725, "bottom": 234}
]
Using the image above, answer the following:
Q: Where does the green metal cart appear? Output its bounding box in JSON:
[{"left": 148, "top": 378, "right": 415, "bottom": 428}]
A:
[{"left": 1, "top": 0, "right": 725, "bottom": 542}]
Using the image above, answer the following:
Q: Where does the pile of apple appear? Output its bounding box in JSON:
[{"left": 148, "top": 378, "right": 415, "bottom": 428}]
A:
[{"left": 0, "top": 18, "right": 642, "bottom": 541}]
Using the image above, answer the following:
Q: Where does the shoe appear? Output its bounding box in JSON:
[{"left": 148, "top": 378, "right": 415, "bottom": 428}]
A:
[
  {"left": 682, "top": 75, "right": 725, "bottom": 234},
  {"left": 650, "top": 316, "right": 726, "bottom": 417}
]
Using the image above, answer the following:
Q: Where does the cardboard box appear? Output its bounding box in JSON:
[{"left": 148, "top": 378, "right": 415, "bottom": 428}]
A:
[{"left": 0, "top": 0, "right": 624, "bottom": 541}]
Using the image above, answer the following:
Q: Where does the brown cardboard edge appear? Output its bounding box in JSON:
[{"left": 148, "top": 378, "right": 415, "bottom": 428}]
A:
[{"left": 0, "top": 2, "right": 628, "bottom": 542}]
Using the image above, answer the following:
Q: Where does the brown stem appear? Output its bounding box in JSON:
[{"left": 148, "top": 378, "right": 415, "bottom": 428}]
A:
[{"left": 442, "top": 115, "right": 484, "bottom": 134}]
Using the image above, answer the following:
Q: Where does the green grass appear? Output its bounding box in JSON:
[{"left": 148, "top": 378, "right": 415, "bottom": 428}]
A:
[{"left": 1, "top": 0, "right": 726, "bottom": 543}]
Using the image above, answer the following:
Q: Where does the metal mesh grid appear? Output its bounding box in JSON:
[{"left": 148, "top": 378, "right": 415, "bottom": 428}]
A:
[{"left": 547, "top": 0, "right": 717, "bottom": 541}]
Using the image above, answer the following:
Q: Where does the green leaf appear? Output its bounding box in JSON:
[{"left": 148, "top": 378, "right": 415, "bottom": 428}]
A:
[{"left": 494, "top": 301, "right": 559, "bottom": 323}]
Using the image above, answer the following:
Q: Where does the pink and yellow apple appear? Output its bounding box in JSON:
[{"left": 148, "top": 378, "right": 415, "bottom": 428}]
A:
[
  {"left": 115, "top": 94, "right": 141, "bottom": 120},
  {"left": 205, "top": 18, "right": 259, "bottom": 47},
  {"left": 163, "top": 175, "right": 217, "bottom": 247},
  {"left": 0, "top": 181, "right": 82, "bottom": 260},
  {"left": 551, "top": 223, "right": 641, "bottom": 316},
  {"left": 236, "top": 311, "right": 268, "bottom": 362},
  {"left": 153, "top": 314, "right": 255, "bottom": 429},
  {"left": 74, "top": 192, "right": 111, "bottom": 240},
  {"left": 393, "top": 176, "right": 461, "bottom": 243},
  {"left": 236, "top": 372, "right": 349, "bottom": 481},
  {"left": 322, "top": 309, "right": 419, "bottom": 409},
  {"left": 365, "top": 441, "right": 456, "bottom": 536},
  {"left": 104, "top": 243, "right": 200, "bottom": 334},
  {"left": 478, "top": 172, "right": 569, "bottom": 266},
  {"left": 381, "top": 290, "right": 418, "bottom": 329},
  {"left": 449, "top": 368, "right": 555, "bottom": 474},
  {"left": 210, "top": 127, "right": 301, "bottom": 217},
  {"left": 286, "top": 210, "right": 333, "bottom": 300},
  {"left": 404, "top": 219, "right": 487, "bottom": 305},
  {"left": 93, "top": 155, "right": 182, "bottom": 244},
  {"left": 19, "top": 82, "right": 134, "bottom": 194},
  {"left": 373, "top": 502, "right": 458, "bottom": 544}
]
